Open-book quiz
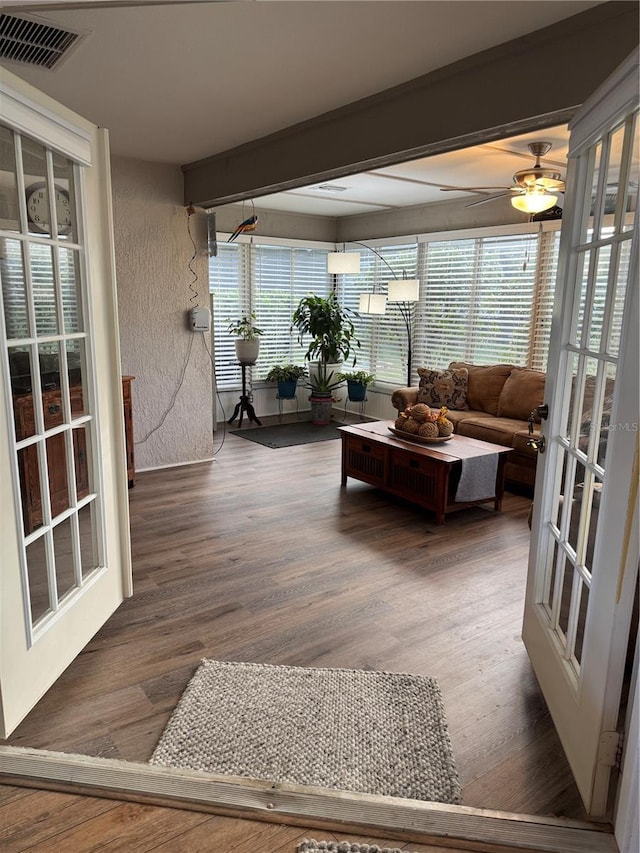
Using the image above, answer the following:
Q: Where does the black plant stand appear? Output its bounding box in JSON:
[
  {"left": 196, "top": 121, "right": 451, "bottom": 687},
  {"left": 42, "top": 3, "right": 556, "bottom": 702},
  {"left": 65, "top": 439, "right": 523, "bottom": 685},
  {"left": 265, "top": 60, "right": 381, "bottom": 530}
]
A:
[{"left": 228, "top": 363, "right": 262, "bottom": 427}]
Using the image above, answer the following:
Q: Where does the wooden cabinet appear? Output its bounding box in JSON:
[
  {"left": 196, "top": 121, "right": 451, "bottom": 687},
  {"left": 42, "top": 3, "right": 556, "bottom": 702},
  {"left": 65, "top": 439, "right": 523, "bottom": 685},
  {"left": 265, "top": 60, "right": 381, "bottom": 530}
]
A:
[{"left": 14, "top": 377, "right": 134, "bottom": 535}]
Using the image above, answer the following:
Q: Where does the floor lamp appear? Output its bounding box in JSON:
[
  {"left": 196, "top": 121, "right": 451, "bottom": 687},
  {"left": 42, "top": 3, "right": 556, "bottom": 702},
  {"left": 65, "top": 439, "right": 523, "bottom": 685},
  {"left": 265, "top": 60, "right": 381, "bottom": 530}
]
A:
[
  {"left": 327, "top": 242, "right": 420, "bottom": 386},
  {"left": 387, "top": 278, "right": 419, "bottom": 388}
]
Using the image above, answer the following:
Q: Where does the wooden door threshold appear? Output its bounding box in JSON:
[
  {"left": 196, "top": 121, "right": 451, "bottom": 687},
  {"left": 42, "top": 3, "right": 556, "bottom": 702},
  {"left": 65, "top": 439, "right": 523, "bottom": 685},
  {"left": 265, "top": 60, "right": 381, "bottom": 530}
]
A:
[{"left": 0, "top": 747, "right": 616, "bottom": 853}]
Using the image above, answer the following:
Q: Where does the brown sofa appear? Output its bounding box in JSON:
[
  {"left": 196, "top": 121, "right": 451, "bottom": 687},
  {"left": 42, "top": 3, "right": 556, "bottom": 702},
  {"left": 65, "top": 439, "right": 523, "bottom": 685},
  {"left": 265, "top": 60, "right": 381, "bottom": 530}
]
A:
[{"left": 391, "top": 362, "right": 546, "bottom": 489}]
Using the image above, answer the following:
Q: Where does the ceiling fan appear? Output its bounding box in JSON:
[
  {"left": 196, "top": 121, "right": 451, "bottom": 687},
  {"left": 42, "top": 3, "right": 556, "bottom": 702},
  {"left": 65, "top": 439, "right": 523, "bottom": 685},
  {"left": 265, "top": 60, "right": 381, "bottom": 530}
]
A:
[{"left": 441, "top": 141, "right": 566, "bottom": 212}]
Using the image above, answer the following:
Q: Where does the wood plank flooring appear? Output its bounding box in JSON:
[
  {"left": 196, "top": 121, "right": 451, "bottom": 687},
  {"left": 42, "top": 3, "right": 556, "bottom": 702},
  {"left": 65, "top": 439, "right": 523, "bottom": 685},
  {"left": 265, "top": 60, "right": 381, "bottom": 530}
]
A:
[
  {"left": 1, "top": 415, "right": 588, "bottom": 845},
  {"left": 0, "top": 784, "right": 499, "bottom": 853}
]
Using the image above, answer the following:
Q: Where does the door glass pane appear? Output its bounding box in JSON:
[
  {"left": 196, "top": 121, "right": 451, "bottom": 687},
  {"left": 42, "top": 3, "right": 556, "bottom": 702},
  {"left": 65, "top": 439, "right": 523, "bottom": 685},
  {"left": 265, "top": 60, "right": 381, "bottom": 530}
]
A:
[
  {"left": 574, "top": 582, "right": 590, "bottom": 665},
  {"left": 26, "top": 533, "right": 50, "bottom": 624},
  {"left": 9, "top": 347, "right": 35, "bottom": 438},
  {"left": 581, "top": 141, "right": 603, "bottom": 244},
  {"left": 78, "top": 502, "right": 99, "bottom": 578},
  {"left": 576, "top": 250, "right": 592, "bottom": 346},
  {"left": 578, "top": 358, "right": 600, "bottom": 456},
  {"left": 52, "top": 152, "right": 77, "bottom": 242},
  {"left": 67, "top": 339, "right": 86, "bottom": 410},
  {"left": 53, "top": 516, "right": 76, "bottom": 600},
  {"left": 557, "top": 555, "right": 574, "bottom": 640},
  {"left": 22, "top": 138, "right": 50, "bottom": 238},
  {"left": 588, "top": 245, "right": 612, "bottom": 351},
  {"left": 73, "top": 425, "right": 90, "bottom": 498},
  {"left": 622, "top": 113, "right": 638, "bottom": 232},
  {"left": 31, "top": 243, "right": 58, "bottom": 336},
  {"left": 568, "top": 483, "right": 584, "bottom": 557},
  {"left": 608, "top": 240, "right": 631, "bottom": 355},
  {"left": 0, "top": 125, "right": 19, "bottom": 232},
  {"left": 38, "top": 341, "right": 60, "bottom": 394},
  {"left": 60, "top": 248, "right": 82, "bottom": 332},
  {"left": 1, "top": 239, "right": 28, "bottom": 337},
  {"left": 18, "top": 445, "right": 42, "bottom": 535},
  {"left": 599, "top": 122, "right": 626, "bottom": 239},
  {"left": 46, "top": 433, "right": 69, "bottom": 519},
  {"left": 597, "top": 363, "right": 616, "bottom": 468},
  {"left": 543, "top": 538, "right": 560, "bottom": 614},
  {"left": 585, "top": 481, "right": 603, "bottom": 572}
]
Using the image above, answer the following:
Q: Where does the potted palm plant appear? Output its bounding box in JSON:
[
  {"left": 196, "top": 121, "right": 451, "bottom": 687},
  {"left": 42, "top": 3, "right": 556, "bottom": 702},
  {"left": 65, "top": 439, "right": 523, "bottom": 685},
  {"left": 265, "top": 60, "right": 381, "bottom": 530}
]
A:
[
  {"left": 306, "top": 362, "right": 344, "bottom": 425},
  {"left": 337, "top": 369, "right": 375, "bottom": 402},
  {"left": 227, "top": 313, "right": 264, "bottom": 364},
  {"left": 264, "top": 363, "right": 307, "bottom": 399},
  {"left": 291, "top": 292, "right": 360, "bottom": 373}
]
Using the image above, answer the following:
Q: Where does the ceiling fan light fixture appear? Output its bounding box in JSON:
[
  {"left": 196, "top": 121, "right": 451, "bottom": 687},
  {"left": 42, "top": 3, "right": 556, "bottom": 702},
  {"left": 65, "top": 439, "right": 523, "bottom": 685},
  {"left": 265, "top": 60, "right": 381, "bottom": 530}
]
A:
[{"left": 511, "top": 189, "right": 557, "bottom": 214}]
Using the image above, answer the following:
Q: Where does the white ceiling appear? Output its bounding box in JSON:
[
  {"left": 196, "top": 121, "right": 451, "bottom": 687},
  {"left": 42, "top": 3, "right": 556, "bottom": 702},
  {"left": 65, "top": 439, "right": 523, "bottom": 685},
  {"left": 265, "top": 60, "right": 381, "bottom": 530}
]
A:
[
  {"left": 3, "top": 0, "right": 599, "bottom": 168},
  {"left": 255, "top": 125, "right": 570, "bottom": 217}
]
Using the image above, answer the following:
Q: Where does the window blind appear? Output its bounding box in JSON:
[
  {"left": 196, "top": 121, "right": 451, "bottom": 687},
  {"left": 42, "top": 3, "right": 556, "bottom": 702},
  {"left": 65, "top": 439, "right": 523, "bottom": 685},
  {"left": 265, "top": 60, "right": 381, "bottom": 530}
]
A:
[
  {"left": 415, "top": 229, "right": 560, "bottom": 372},
  {"left": 336, "top": 243, "right": 417, "bottom": 385},
  {"left": 209, "top": 239, "right": 332, "bottom": 388}
]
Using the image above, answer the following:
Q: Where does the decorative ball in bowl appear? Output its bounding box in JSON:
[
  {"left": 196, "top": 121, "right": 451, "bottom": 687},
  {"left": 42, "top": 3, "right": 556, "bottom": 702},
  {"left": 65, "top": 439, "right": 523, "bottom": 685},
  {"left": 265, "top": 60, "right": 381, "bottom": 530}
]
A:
[{"left": 390, "top": 404, "right": 454, "bottom": 443}]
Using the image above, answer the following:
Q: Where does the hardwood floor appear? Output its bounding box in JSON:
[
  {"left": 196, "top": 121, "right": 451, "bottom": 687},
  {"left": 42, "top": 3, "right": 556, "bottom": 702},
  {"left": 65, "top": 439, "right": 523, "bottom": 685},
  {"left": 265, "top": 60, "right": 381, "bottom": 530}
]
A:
[
  {"left": 1, "top": 414, "right": 587, "bottom": 835},
  {"left": 0, "top": 784, "right": 493, "bottom": 853}
]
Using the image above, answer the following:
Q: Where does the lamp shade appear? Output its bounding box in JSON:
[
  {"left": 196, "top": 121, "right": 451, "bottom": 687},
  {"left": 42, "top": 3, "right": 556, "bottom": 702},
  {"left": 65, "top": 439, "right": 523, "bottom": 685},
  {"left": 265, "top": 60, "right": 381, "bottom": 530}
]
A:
[
  {"left": 358, "top": 293, "right": 387, "bottom": 315},
  {"left": 511, "top": 189, "right": 557, "bottom": 214},
  {"left": 327, "top": 252, "right": 360, "bottom": 274},
  {"left": 387, "top": 279, "right": 419, "bottom": 302}
]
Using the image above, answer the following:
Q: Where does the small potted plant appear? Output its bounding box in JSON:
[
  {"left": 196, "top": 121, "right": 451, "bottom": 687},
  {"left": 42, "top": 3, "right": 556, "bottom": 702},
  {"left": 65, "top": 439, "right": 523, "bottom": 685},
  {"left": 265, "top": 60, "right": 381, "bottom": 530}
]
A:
[
  {"left": 264, "top": 363, "right": 307, "bottom": 399},
  {"left": 306, "top": 363, "right": 344, "bottom": 425},
  {"left": 337, "top": 369, "right": 375, "bottom": 402},
  {"left": 227, "top": 313, "right": 264, "bottom": 364}
]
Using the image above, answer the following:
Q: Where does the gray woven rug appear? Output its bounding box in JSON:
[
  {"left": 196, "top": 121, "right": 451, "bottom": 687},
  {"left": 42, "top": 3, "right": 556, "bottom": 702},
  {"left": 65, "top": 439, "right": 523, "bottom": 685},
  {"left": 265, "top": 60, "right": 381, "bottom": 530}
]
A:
[
  {"left": 150, "top": 659, "right": 461, "bottom": 803},
  {"left": 298, "top": 843, "right": 417, "bottom": 853}
]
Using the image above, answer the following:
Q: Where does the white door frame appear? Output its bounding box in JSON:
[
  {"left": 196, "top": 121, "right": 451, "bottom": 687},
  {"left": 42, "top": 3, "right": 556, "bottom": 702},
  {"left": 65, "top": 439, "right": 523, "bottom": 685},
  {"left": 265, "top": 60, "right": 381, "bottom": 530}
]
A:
[{"left": 0, "top": 69, "right": 132, "bottom": 737}]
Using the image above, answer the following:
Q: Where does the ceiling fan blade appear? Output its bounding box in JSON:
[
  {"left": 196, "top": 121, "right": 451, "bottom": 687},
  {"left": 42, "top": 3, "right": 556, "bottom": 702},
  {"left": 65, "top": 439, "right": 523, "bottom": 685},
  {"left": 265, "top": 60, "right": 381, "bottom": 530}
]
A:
[
  {"left": 465, "top": 192, "right": 514, "bottom": 208},
  {"left": 440, "top": 186, "right": 513, "bottom": 192}
]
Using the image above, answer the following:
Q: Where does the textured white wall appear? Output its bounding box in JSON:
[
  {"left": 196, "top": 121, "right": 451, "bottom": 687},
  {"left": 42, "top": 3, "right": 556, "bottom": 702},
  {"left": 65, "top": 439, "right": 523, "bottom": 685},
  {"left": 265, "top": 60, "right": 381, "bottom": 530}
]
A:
[{"left": 111, "top": 156, "right": 213, "bottom": 470}]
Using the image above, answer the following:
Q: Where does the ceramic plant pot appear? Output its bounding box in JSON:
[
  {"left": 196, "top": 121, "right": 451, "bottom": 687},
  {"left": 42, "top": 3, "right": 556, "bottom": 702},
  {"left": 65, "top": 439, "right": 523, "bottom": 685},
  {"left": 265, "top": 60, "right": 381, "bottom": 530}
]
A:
[
  {"left": 309, "top": 394, "right": 333, "bottom": 425},
  {"left": 235, "top": 339, "right": 260, "bottom": 364}
]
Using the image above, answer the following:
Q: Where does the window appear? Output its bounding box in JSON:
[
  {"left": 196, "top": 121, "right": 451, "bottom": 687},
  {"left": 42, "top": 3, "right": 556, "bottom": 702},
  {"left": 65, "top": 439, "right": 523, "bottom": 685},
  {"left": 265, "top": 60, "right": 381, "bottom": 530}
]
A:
[
  {"left": 416, "top": 227, "right": 560, "bottom": 372},
  {"left": 209, "top": 237, "right": 332, "bottom": 387},
  {"left": 209, "top": 224, "right": 561, "bottom": 390}
]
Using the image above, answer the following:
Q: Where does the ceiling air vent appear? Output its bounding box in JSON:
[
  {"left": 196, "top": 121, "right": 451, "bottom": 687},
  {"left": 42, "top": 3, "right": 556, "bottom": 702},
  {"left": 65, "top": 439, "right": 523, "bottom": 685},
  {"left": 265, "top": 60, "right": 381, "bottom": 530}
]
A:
[{"left": 0, "top": 13, "right": 85, "bottom": 70}]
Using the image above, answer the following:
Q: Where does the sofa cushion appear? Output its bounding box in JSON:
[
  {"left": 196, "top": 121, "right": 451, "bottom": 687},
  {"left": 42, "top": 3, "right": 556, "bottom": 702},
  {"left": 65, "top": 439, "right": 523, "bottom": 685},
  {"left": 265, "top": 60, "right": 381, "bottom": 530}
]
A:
[
  {"left": 448, "top": 362, "right": 513, "bottom": 415},
  {"left": 497, "top": 367, "right": 546, "bottom": 422},
  {"left": 457, "top": 416, "right": 528, "bottom": 447},
  {"left": 417, "top": 367, "right": 469, "bottom": 410},
  {"left": 445, "top": 410, "right": 494, "bottom": 429}
]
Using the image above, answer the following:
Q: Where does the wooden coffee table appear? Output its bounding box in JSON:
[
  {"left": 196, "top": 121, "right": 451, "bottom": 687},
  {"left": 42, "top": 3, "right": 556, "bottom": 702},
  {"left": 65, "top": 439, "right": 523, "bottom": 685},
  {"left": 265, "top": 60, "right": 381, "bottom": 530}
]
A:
[{"left": 339, "top": 420, "right": 513, "bottom": 524}]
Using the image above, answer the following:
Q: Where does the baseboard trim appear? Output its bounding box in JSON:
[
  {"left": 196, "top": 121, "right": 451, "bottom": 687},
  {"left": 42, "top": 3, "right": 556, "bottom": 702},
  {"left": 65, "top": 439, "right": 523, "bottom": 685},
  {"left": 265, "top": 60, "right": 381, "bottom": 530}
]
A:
[
  {"left": 136, "top": 457, "right": 215, "bottom": 473},
  {"left": 0, "top": 747, "right": 615, "bottom": 853}
]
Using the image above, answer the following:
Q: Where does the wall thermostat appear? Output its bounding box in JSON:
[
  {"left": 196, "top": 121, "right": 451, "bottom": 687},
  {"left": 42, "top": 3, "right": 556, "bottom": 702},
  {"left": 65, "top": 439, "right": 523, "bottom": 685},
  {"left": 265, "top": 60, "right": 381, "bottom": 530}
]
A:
[{"left": 190, "top": 306, "right": 211, "bottom": 332}]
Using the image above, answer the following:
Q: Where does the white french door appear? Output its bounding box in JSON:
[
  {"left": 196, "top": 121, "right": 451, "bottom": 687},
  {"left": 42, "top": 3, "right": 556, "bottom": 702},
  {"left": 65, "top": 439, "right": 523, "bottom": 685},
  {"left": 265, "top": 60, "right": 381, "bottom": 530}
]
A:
[
  {"left": 523, "top": 49, "right": 639, "bottom": 817},
  {"left": 0, "top": 70, "right": 132, "bottom": 737}
]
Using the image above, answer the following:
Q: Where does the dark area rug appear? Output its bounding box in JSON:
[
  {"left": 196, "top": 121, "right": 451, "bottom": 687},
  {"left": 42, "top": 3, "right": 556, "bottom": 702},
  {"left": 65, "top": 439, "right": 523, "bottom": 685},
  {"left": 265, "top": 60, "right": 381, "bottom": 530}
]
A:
[{"left": 230, "top": 419, "right": 347, "bottom": 448}]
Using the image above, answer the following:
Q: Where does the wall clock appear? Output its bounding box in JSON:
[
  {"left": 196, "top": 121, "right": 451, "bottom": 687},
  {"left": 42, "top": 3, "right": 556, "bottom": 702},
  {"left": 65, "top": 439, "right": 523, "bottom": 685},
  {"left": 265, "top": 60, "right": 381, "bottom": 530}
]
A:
[{"left": 25, "top": 182, "right": 72, "bottom": 235}]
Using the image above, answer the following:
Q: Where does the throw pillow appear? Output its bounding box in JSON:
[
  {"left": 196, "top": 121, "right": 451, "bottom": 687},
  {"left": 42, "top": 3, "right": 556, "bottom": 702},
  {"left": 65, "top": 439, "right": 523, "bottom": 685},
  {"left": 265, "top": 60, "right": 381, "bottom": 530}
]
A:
[
  {"left": 417, "top": 367, "right": 469, "bottom": 410},
  {"left": 497, "top": 367, "right": 546, "bottom": 421}
]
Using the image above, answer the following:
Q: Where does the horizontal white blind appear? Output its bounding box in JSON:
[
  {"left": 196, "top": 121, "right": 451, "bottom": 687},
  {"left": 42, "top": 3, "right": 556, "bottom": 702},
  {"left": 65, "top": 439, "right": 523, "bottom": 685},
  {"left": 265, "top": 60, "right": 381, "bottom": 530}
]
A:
[
  {"left": 337, "top": 243, "right": 418, "bottom": 384},
  {"left": 415, "top": 231, "right": 558, "bottom": 370},
  {"left": 530, "top": 230, "right": 561, "bottom": 371},
  {"left": 209, "top": 240, "right": 331, "bottom": 387},
  {"left": 254, "top": 244, "right": 331, "bottom": 377},
  {"left": 209, "top": 242, "right": 248, "bottom": 385}
]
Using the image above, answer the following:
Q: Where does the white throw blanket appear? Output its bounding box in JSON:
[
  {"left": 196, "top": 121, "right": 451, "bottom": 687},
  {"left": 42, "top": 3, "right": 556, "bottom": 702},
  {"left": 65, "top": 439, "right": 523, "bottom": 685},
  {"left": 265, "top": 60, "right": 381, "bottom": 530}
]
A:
[{"left": 455, "top": 453, "right": 499, "bottom": 502}]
